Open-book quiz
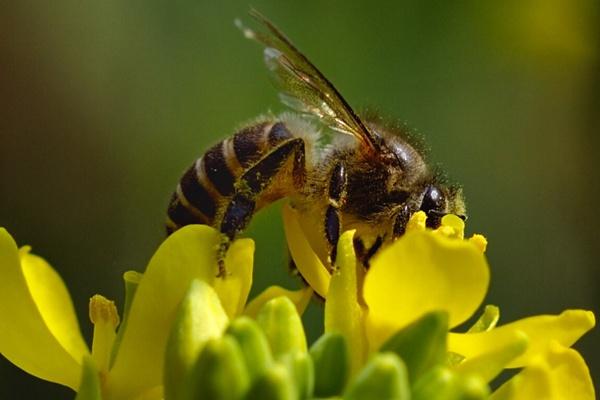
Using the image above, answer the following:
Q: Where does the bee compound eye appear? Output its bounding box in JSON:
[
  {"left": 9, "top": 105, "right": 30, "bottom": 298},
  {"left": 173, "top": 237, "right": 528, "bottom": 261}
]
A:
[{"left": 420, "top": 185, "right": 445, "bottom": 214}]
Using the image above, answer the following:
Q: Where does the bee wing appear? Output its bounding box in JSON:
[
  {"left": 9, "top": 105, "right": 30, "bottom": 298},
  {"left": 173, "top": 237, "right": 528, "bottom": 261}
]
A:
[{"left": 237, "top": 10, "right": 379, "bottom": 152}]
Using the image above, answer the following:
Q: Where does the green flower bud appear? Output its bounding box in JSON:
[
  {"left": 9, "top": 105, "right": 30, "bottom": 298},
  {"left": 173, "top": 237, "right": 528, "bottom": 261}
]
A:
[
  {"left": 380, "top": 311, "right": 448, "bottom": 383},
  {"left": 412, "top": 367, "right": 454, "bottom": 400},
  {"left": 309, "top": 332, "right": 349, "bottom": 397},
  {"left": 279, "top": 351, "right": 314, "bottom": 400},
  {"left": 244, "top": 364, "right": 295, "bottom": 400},
  {"left": 456, "top": 375, "right": 490, "bottom": 400},
  {"left": 344, "top": 352, "right": 410, "bottom": 400},
  {"left": 164, "top": 280, "right": 229, "bottom": 400},
  {"left": 412, "top": 366, "right": 489, "bottom": 400},
  {"left": 184, "top": 336, "right": 250, "bottom": 400},
  {"left": 256, "top": 296, "right": 307, "bottom": 358},
  {"left": 226, "top": 317, "right": 273, "bottom": 382}
]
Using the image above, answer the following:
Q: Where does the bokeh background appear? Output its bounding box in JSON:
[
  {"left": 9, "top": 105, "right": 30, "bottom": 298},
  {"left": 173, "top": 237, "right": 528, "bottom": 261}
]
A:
[{"left": 1, "top": 0, "right": 598, "bottom": 397}]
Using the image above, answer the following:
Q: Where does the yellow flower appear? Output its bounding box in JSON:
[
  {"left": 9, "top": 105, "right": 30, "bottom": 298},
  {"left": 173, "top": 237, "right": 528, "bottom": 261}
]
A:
[
  {"left": 0, "top": 225, "right": 311, "bottom": 399},
  {"left": 283, "top": 204, "right": 596, "bottom": 398},
  {"left": 490, "top": 342, "right": 596, "bottom": 400},
  {"left": 106, "top": 225, "right": 311, "bottom": 399},
  {"left": 0, "top": 229, "right": 90, "bottom": 390}
]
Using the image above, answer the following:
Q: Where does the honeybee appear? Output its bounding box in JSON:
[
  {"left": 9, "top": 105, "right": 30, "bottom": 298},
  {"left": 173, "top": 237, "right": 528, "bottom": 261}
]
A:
[{"left": 166, "top": 10, "right": 466, "bottom": 276}]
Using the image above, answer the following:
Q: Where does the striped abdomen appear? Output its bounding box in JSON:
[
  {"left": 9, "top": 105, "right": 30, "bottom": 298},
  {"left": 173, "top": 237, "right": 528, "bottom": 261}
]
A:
[{"left": 166, "top": 120, "right": 301, "bottom": 237}]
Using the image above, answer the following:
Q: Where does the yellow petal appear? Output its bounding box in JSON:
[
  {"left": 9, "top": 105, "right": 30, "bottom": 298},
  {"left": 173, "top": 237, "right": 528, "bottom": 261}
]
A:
[
  {"left": 282, "top": 203, "right": 331, "bottom": 298},
  {"left": 491, "top": 357, "right": 553, "bottom": 400},
  {"left": 244, "top": 285, "right": 312, "bottom": 318},
  {"left": 454, "top": 330, "right": 528, "bottom": 383},
  {"left": 213, "top": 238, "right": 255, "bottom": 319},
  {"left": 468, "top": 234, "right": 487, "bottom": 253},
  {"left": 364, "top": 230, "right": 489, "bottom": 349},
  {"left": 325, "top": 230, "right": 368, "bottom": 376},
  {"left": 105, "top": 225, "right": 222, "bottom": 400},
  {"left": 448, "top": 309, "right": 595, "bottom": 368},
  {"left": 0, "top": 229, "right": 89, "bottom": 389},
  {"left": 490, "top": 343, "right": 595, "bottom": 400}
]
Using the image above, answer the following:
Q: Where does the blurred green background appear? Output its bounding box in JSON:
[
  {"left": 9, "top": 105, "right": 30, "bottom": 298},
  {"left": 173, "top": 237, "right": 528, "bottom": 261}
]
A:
[{"left": 1, "top": 0, "right": 598, "bottom": 397}]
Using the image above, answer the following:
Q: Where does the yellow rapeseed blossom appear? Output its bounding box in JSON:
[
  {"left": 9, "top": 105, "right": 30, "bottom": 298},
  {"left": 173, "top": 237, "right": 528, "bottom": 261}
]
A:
[
  {"left": 0, "top": 204, "right": 595, "bottom": 399},
  {"left": 0, "top": 230, "right": 89, "bottom": 390},
  {"left": 283, "top": 204, "right": 596, "bottom": 399},
  {"left": 0, "top": 225, "right": 310, "bottom": 399}
]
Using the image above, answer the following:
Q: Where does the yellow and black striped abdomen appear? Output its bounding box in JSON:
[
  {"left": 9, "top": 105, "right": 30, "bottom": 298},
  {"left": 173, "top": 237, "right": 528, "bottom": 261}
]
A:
[{"left": 166, "top": 120, "right": 299, "bottom": 235}]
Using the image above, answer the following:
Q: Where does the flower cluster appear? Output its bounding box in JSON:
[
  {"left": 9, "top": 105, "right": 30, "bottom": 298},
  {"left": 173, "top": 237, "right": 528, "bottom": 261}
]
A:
[
  {"left": 284, "top": 205, "right": 595, "bottom": 399},
  {"left": 0, "top": 207, "right": 595, "bottom": 399}
]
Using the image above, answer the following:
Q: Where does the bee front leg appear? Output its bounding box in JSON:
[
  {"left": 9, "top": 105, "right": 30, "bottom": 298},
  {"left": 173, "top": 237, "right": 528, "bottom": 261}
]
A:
[
  {"left": 217, "top": 138, "right": 306, "bottom": 277},
  {"left": 353, "top": 235, "right": 383, "bottom": 268},
  {"left": 324, "top": 162, "right": 347, "bottom": 269},
  {"left": 392, "top": 204, "right": 411, "bottom": 237}
]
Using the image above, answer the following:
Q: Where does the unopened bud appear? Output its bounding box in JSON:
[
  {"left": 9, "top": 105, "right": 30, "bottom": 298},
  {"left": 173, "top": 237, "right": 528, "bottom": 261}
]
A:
[
  {"left": 279, "top": 351, "right": 314, "bottom": 400},
  {"left": 344, "top": 352, "right": 410, "bottom": 400},
  {"left": 183, "top": 336, "right": 249, "bottom": 400},
  {"left": 256, "top": 296, "right": 307, "bottom": 358},
  {"left": 380, "top": 311, "right": 448, "bottom": 384},
  {"left": 309, "top": 333, "right": 348, "bottom": 397},
  {"left": 226, "top": 316, "right": 273, "bottom": 382},
  {"left": 413, "top": 366, "right": 489, "bottom": 400},
  {"left": 164, "top": 280, "right": 229, "bottom": 400},
  {"left": 245, "top": 365, "right": 295, "bottom": 400}
]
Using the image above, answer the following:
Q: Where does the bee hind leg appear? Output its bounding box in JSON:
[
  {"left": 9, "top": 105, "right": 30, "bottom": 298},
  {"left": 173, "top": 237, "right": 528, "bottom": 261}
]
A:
[
  {"left": 216, "top": 137, "right": 306, "bottom": 276},
  {"left": 324, "top": 162, "right": 347, "bottom": 270}
]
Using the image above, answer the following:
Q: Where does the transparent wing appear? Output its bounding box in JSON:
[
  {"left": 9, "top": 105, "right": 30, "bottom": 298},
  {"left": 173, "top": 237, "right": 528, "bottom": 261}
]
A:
[{"left": 237, "top": 9, "right": 379, "bottom": 152}]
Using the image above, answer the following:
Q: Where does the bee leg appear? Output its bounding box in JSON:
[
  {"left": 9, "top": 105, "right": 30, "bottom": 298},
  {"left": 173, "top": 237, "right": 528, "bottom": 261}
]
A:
[
  {"left": 287, "top": 249, "right": 325, "bottom": 302},
  {"left": 287, "top": 250, "right": 308, "bottom": 287},
  {"left": 393, "top": 204, "right": 411, "bottom": 237},
  {"left": 216, "top": 236, "right": 232, "bottom": 277},
  {"left": 216, "top": 193, "right": 254, "bottom": 276},
  {"left": 217, "top": 138, "right": 306, "bottom": 276},
  {"left": 352, "top": 235, "right": 383, "bottom": 268},
  {"left": 364, "top": 236, "right": 383, "bottom": 267},
  {"left": 325, "top": 162, "right": 347, "bottom": 269},
  {"left": 353, "top": 236, "right": 366, "bottom": 261},
  {"left": 288, "top": 249, "right": 300, "bottom": 276}
]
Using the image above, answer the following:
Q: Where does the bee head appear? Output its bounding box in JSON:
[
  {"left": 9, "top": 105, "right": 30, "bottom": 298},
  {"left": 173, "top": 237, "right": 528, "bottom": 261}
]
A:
[{"left": 419, "top": 184, "right": 466, "bottom": 228}]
